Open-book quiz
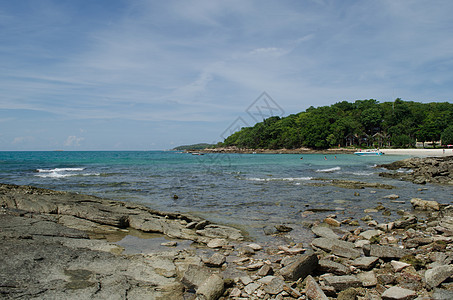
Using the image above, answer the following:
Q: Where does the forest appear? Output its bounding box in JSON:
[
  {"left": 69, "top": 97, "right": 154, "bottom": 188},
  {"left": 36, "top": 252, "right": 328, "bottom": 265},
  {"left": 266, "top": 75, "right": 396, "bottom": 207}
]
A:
[{"left": 220, "top": 99, "right": 453, "bottom": 149}]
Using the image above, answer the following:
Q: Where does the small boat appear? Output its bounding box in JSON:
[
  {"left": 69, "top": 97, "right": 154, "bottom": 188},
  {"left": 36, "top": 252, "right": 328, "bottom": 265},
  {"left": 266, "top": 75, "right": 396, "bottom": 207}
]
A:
[{"left": 354, "top": 149, "right": 384, "bottom": 156}]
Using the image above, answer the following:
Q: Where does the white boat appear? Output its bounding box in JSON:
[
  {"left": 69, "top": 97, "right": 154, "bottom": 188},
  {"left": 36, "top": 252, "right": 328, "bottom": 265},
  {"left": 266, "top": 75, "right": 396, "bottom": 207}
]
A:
[{"left": 354, "top": 149, "right": 384, "bottom": 156}]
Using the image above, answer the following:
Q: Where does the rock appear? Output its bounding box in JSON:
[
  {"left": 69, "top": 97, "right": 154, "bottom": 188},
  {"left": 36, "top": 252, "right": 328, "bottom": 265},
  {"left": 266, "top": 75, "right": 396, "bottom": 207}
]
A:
[
  {"left": 196, "top": 274, "right": 224, "bottom": 300},
  {"left": 229, "top": 287, "right": 241, "bottom": 297},
  {"left": 357, "top": 270, "right": 377, "bottom": 287},
  {"left": 247, "top": 261, "right": 265, "bottom": 270},
  {"left": 161, "top": 241, "right": 177, "bottom": 247},
  {"left": 182, "top": 264, "right": 212, "bottom": 289},
  {"left": 352, "top": 256, "right": 379, "bottom": 270},
  {"left": 323, "top": 275, "right": 361, "bottom": 291},
  {"left": 432, "top": 288, "right": 453, "bottom": 300},
  {"left": 364, "top": 244, "right": 412, "bottom": 259},
  {"left": 384, "top": 194, "right": 400, "bottom": 200},
  {"left": 279, "top": 253, "right": 318, "bottom": 281},
  {"left": 257, "top": 264, "right": 273, "bottom": 276},
  {"left": 377, "top": 222, "right": 394, "bottom": 232},
  {"left": 244, "top": 282, "right": 261, "bottom": 295},
  {"left": 424, "top": 265, "right": 453, "bottom": 288},
  {"left": 381, "top": 286, "right": 417, "bottom": 300},
  {"left": 332, "top": 244, "right": 363, "bottom": 259},
  {"left": 337, "top": 287, "right": 360, "bottom": 300},
  {"left": 391, "top": 260, "right": 411, "bottom": 272},
  {"left": 359, "top": 229, "right": 383, "bottom": 240},
  {"left": 203, "top": 253, "right": 226, "bottom": 267},
  {"left": 325, "top": 217, "right": 341, "bottom": 227},
  {"left": 393, "top": 215, "right": 417, "bottom": 229},
  {"left": 207, "top": 238, "right": 227, "bottom": 248},
  {"left": 277, "top": 245, "right": 306, "bottom": 255},
  {"left": 318, "top": 259, "right": 351, "bottom": 275},
  {"left": 263, "top": 225, "right": 278, "bottom": 235},
  {"left": 197, "top": 224, "right": 243, "bottom": 240},
  {"left": 238, "top": 246, "right": 255, "bottom": 256},
  {"left": 312, "top": 225, "right": 340, "bottom": 239},
  {"left": 305, "top": 275, "right": 329, "bottom": 300},
  {"left": 311, "top": 237, "right": 356, "bottom": 252},
  {"left": 410, "top": 198, "right": 440, "bottom": 211},
  {"left": 377, "top": 274, "right": 396, "bottom": 285},
  {"left": 248, "top": 243, "right": 262, "bottom": 251},
  {"left": 263, "top": 277, "right": 285, "bottom": 295},
  {"left": 275, "top": 224, "right": 293, "bottom": 232}
]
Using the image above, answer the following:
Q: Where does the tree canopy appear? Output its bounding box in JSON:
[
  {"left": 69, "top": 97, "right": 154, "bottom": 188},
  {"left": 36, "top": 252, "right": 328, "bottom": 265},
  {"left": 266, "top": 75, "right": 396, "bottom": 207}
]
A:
[{"left": 221, "top": 99, "right": 453, "bottom": 149}]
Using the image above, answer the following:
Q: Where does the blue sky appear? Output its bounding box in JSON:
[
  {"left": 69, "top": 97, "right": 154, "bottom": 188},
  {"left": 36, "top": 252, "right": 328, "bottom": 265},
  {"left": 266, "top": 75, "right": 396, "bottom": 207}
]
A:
[{"left": 1, "top": 0, "right": 453, "bottom": 150}]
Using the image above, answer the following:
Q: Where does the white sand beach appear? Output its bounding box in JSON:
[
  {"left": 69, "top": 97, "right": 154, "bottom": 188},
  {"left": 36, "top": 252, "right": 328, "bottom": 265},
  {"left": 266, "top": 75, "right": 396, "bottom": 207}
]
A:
[{"left": 381, "top": 148, "right": 453, "bottom": 156}]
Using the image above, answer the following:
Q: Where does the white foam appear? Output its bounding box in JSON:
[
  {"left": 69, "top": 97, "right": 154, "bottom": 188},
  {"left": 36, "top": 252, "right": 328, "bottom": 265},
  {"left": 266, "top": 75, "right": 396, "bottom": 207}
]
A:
[
  {"left": 246, "top": 177, "right": 312, "bottom": 182},
  {"left": 315, "top": 166, "right": 341, "bottom": 173},
  {"left": 37, "top": 167, "right": 85, "bottom": 173},
  {"left": 35, "top": 167, "right": 98, "bottom": 179}
]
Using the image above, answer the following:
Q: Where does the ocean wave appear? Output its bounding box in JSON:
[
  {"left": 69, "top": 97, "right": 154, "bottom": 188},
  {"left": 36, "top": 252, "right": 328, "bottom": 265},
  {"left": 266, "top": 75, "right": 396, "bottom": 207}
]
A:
[
  {"left": 35, "top": 167, "right": 100, "bottom": 178},
  {"left": 350, "top": 171, "right": 375, "bottom": 176},
  {"left": 246, "top": 177, "right": 312, "bottom": 182},
  {"left": 315, "top": 166, "right": 341, "bottom": 173}
]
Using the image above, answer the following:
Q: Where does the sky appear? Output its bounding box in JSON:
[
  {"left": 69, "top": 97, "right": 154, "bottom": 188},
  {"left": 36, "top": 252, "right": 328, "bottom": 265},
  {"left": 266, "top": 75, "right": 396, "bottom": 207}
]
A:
[{"left": 1, "top": 0, "right": 453, "bottom": 150}]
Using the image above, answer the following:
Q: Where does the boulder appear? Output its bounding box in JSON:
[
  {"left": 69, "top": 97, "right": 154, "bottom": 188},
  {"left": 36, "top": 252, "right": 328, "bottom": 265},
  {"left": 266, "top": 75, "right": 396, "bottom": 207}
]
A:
[
  {"left": 279, "top": 253, "right": 318, "bottom": 281},
  {"left": 203, "top": 253, "right": 226, "bottom": 267},
  {"left": 196, "top": 274, "right": 224, "bottom": 300}
]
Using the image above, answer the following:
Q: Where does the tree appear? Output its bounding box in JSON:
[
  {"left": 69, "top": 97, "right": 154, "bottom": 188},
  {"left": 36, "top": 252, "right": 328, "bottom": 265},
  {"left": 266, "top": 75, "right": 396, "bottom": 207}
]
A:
[{"left": 441, "top": 125, "right": 453, "bottom": 145}]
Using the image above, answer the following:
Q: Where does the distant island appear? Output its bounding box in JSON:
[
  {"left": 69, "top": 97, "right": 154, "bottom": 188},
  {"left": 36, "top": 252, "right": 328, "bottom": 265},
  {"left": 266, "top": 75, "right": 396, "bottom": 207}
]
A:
[
  {"left": 173, "top": 143, "right": 216, "bottom": 151},
  {"left": 218, "top": 99, "right": 453, "bottom": 150}
]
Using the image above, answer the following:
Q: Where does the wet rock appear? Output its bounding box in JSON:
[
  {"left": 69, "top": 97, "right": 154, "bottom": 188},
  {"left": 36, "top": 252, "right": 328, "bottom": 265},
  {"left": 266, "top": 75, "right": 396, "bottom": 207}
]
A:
[
  {"left": 247, "top": 243, "right": 262, "bottom": 251},
  {"left": 411, "top": 198, "right": 440, "bottom": 211},
  {"left": 247, "top": 261, "right": 265, "bottom": 270},
  {"left": 182, "top": 264, "right": 212, "bottom": 289},
  {"left": 323, "top": 275, "right": 361, "bottom": 291},
  {"left": 384, "top": 194, "right": 400, "bottom": 200},
  {"left": 305, "top": 275, "right": 329, "bottom": 300},
  {"left": 197, "top": 224, "right": 243, "bottom": 240},
  {"left": 275, "top": 224, "right": 293, "bottom": 232},
  {"left": 278, "top": 245, "right": 306, "bottom": 255},
  {"left": 325, "top": 217, "right": 341, "bottom": 227},
  {"left": 279, "top": 253, "right": 318, "bottom": 281},
  {"left": 381, "top": 286, "right": 417, "bottom": 300},
  {"left": 263, "top": 225, "right": 278, "bottom": 235},
  {"left": 312, "top": 225, "right": 340, "bottom": 239},
  {"left": 424, "top": 265, "right": 453, "bottom": 288},
  {"left": 203, "top": 253, "right": 226, "bottom": 267},
  {"left": 207, "top": 238, "right": 227, "bottom": 248}
]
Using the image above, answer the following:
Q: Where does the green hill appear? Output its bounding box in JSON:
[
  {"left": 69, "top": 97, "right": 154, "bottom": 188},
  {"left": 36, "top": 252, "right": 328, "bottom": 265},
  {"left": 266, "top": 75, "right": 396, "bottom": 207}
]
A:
[
  {"left": 220, "top": 99, "right": 453, "bottom": 149},
  {"left": 173, "top": 143, "right": 216, "bottom": 151}
]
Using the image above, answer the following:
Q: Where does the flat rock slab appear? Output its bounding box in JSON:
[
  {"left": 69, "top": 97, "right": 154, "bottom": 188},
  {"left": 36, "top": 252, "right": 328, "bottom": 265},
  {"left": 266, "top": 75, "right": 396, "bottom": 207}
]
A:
[
  {"left": 312, "top": 226, "right": 340, "bottom": 239},
  {"left": 318, "top": 259, "right": 351, "bottom": 275},
  {"left": 381, "top": 286, "right": 417, "bottom": 300},
  {"left": 311, "top": 237, "right": 356, "bottom": 252},
  {"left": 364, "top": 244, "right": 412, "bottom": 259},
  {"left": 305, "top": 275, "right": 328, "bottom": 300},
  {"left": 424, "top": 265, "right": 453, "bottom": 288},
  {"left": 323, "top": 275, "right": 361, "bottom": 291},
  {"left": 352, "top": 256, "right": 379, "bottom": 270},
  {"left": 279, "top": 253, "right": 318, "bottom": 281}
]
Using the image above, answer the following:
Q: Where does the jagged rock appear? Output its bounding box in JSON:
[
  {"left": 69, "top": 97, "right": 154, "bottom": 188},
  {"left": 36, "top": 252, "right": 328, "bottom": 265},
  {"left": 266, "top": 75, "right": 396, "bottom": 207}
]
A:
[
  {"left": 337, "top": 287, "right": 360, "bottom": 300},
  {"left": 357, "top": 270, "right": 377, "bottom": 287},
  {"left": 391, "top": 260, "right": 411, "bottom": 272},
  {"left": 332, "top": 244, "right": 363, "bottom": 259},
  {"left": 196, "top": 274, "right": 224, "bottom": 300},
  {"left": 381, "top": 286, "right": 417, "bottom": 300},
  {"left": 318, "top": 259, "right": 351, "bottom": 275},
  {"left": 424, "top": 265, "right": 453, "bottom": 288},
  {"left": 393, "top": 215, "right": 417, "bottom": 229},
  {"left": 305, "top": 275, "right": 329, "bottom": 300},
  {"left": 312, "top": 225, "right": 340, "bottom": 239},
  {"left": 363, "top": 244, "right": 412, "bottom": 259},
  {"left": 279, "top": 253, "right": 318, "bottom": 281},
  {"left": 311, "top": 237, "right": 356, "bottom": 252},
  {"left": 323, "top": 275, "right": 361, "bottom": 291},
  {"left": 206, "top": 238, "right": 227, "bottom": 248},
  {"left": 257, "top": 264, "right": 273, "bottom": 276},
  {"left": 352, "top": 256, "right": 379, "bottom": 270},
  {"left": 411, "top": 198, "right": 440, "bottom": 211},
  {"left": 244, "top": 282, "right": 261, "bottom": 295},
  {"left": 181, "top": 264, "right": 212, "bottom": 289},
  {"left": 377, "top": 274, "right": 396, "bottom": 285}
]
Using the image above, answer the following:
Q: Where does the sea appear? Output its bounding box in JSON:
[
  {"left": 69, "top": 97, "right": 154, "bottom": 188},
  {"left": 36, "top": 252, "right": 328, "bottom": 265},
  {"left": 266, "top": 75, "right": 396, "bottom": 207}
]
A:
[{"left": 1, "top": 151, "right": 452, "bottom": 244}]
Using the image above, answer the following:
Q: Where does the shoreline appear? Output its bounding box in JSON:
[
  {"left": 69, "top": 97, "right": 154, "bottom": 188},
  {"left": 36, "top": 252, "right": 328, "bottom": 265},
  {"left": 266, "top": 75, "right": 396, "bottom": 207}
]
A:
[{"left": 191, "top": 146, "right": 453, "bottom": 156}]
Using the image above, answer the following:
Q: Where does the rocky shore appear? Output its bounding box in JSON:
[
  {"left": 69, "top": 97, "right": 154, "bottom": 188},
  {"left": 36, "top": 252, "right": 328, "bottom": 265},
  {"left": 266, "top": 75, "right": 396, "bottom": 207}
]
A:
[
  {"left": 378, "top": 156, "right": 453, "bottom": 185},
  {"left": 187, "top": 146, "right": 356, "bottom": 155},
  {"left": 2, "top": 180, "right": 453, "bottom": 299}
]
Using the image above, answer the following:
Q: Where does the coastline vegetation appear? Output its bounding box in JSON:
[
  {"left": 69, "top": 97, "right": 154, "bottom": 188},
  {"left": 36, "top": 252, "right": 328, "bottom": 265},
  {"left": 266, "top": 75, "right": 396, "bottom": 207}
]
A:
[
  {"left": 173, "top": 143, "right": 216, "bottom": 151},
  {"left": 220, "top": 99, "right": 453, "bottom": 150}
]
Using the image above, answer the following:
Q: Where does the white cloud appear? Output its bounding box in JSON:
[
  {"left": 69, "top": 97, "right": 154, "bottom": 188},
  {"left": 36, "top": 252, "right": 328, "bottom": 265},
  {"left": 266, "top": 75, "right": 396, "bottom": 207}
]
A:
[{"left": 64, "top": 136, "right": 84, "bottom": 147}]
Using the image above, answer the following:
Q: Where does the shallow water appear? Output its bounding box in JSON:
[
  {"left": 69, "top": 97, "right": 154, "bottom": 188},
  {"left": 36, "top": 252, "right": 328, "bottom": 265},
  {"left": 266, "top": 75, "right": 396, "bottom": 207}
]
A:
[{"left": 1, "top": 151, "right": 452, "bottom": 243}]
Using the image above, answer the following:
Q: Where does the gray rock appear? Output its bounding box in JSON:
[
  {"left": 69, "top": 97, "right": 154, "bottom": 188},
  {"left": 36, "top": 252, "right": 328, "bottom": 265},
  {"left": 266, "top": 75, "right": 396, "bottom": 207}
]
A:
[
  {"left": 203, "top": 253, "right": 226, "bottom": 267},
  {"left": 359, "top": 229, "right": 383, "bottom": 240},
  {"left": 279, "top": 253, "right": 318, "bottom": 281},
  {"left": 432, "top": 288, "right": 453, "bottom": 300},
  {"left": 352, "top": 256, "right": 379, "bottom": 270},
  {"left": 318, "top": 259, "right": 351, "bottom": 275},
  {"left": 357, "top": 270, "right": 377, "bottom": 287},
  {"left": 257, "top": 264, "right": 273, "bottom": 276},
  {"left": 411, "top": 198, "right": 440, "bottom": 211},
  {"left": 275, "top": 224, "right": 293, "bottom": 232},
  {"left": 263, "top": 277, "right": 285, "bottom": 295},
  {"left": 332, "top": 244, "right": 363, "bottom": 259},
  {"left": 381, "top": 286, "right": 417, "bottom": 300},
  {"left": 311, "top": 237, "right": 356, "bottom": 252},
  {"left": 182, "top": 264, "right": 212, "bottom": 289},
  {"left": 305, "top": 275, "right": 329, "bottom": 300},
  {"left": 244, "top": 282, "right": 261, "bottom": 295},
  {"left": 323, "top": 275, "right": 361, "bottom": 291},
  {"left": 393, "top": 215, "right": 418, "bottom": 229},
  {"left": 364, "top": 244, "right": 412, "bottom": 259},
  {"left": 196, "top": 274, "right": 224, "bottom": 300},
  {"left": 312, "top": 226, "right": 340, "bottom": 239},
  {"left": 424, "top": 265, "right": 453, "bottom": 288}
]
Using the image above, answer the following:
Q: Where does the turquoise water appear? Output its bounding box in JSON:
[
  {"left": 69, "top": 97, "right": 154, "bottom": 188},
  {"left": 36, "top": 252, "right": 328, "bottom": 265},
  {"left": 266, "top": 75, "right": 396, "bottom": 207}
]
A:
[{"left": 1, "top": 151, "right": 452, "bottom": 242}]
